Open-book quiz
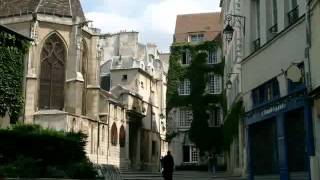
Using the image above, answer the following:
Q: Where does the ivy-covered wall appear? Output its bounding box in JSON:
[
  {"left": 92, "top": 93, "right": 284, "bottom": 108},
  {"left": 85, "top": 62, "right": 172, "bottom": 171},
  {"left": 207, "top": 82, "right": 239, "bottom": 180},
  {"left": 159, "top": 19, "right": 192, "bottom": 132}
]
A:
[
  {"left": 166, "top": 40, "right": 225, "bottom": 152},
  {"left": 0, "top": 28, "right": 30, "bottom": 123}
]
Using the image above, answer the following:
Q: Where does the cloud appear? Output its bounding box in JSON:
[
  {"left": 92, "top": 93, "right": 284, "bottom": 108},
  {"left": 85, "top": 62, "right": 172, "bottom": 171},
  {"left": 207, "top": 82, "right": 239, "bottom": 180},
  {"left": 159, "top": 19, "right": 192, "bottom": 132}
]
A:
[{"left": 83, "top": 0, "right": 221, "bottom": 52}]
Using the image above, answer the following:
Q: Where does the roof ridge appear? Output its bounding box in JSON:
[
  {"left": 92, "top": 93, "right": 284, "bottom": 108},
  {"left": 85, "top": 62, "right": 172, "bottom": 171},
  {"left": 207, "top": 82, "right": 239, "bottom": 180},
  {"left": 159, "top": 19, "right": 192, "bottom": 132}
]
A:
[{"left": 177, "top": 12, "right": 221, "bottom": 16}]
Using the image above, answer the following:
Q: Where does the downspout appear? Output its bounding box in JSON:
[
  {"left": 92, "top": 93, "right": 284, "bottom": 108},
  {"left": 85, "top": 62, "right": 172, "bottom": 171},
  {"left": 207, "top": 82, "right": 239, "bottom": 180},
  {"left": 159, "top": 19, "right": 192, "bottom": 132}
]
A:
[
  {"left": 305, "top": 0, "right": 312, "bottom": 92},
  {"left": 107, "top": 101, "right": 111, "bottom": 164}
]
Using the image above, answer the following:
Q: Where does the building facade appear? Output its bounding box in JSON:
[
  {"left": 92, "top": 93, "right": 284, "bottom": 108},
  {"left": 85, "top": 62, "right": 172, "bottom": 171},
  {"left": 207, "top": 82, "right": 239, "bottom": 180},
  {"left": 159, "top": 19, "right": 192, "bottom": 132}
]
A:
[
  {"left": 220, "top": 0, "right": 246, "bottom": 176},
  {"left": 0, "top": 0, "right": 131, "bottom": 170},
  {"left": 167, "top": 13, "right": 224, "bottom": 167},
  {"left": 100, "top": 32, "right": 168, "bottom": 171},
  {"left": 307, "top": 0, "right": 320, "bottom": 179},
  {"left": 237, "top": 0, "right": 316, "bottom": 179}
]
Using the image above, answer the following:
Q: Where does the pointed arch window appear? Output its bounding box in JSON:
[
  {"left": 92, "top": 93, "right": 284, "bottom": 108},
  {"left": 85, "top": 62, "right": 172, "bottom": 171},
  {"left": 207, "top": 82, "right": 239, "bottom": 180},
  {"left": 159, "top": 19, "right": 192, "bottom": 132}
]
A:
[
  {"left": 119, "top": 125, "right": 126, "bottom": 147},
  {"left": 111, "top": 123, "right": 118, "bottom": 146},
  {"left": 39, "top": 34, "right": 66, "bottom": 110}
]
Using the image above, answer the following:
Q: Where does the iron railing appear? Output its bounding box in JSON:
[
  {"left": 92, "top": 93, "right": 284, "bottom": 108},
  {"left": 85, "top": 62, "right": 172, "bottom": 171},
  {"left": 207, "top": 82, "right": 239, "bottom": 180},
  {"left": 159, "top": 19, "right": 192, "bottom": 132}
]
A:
[
  {"left": 253, "top": 38, "right": 261, "bottom": 52},
  {"left": 269, "top": 23, "right": 278, "bottom": 34},
  {"left": 288, "top": 6, "right": 299, "bottom": 25}
]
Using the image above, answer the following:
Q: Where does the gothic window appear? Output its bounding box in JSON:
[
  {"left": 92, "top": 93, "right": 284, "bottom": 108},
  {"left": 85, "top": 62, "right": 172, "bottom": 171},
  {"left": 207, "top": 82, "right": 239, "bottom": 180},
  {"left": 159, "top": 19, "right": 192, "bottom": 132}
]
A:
[
  {"left": 39, "top": 34, "right": 66, "bottom": 110},
  {"left": 81, "top": 41, "right": 88, "bottom": 115},
  {"left": 119, "top": 125, "right": 126, "bottom": 147},
  {"left": 111, "top": 123, "right": 118, "bottom": 146}
]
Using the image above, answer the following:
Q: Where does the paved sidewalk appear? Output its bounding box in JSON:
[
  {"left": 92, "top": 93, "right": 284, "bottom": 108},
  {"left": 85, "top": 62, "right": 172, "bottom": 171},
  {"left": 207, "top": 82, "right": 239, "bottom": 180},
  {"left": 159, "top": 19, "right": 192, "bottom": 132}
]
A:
[{"left": 121, "top": 170, "right": 246, "bottom": 180}]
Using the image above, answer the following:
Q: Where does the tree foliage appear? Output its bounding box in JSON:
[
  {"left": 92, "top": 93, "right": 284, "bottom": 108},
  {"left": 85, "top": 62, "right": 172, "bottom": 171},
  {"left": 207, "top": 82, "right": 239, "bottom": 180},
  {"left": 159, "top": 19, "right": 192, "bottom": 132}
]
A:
[{"left": 0, "top": 30, "right": 30, "bottom": 123}]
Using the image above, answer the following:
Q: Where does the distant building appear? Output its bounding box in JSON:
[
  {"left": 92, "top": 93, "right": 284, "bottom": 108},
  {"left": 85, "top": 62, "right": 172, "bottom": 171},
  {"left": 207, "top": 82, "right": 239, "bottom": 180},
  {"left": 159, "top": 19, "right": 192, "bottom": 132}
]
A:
[
  {"left": 167, "top": 12, "right": 223, "bottom": 167},
  {"left": 100, "top": 32, "right": 168, "bottom": 171}
]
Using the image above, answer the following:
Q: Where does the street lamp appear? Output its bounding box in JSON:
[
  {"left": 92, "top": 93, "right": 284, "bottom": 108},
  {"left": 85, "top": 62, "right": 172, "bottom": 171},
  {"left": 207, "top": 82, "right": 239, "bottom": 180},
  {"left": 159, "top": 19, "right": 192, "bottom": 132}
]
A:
[
  {"left": 226, "top": 80, "right": 232, "bottom": 89},
  {"left": 223, "top": 14, "right": 246, "bottom": 43}
]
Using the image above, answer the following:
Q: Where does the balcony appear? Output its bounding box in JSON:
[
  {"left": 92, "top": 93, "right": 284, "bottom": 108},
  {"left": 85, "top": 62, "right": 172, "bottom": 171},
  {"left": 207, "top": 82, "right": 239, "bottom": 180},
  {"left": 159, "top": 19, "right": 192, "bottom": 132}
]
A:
[
  {"left": 269, "top": 23, "right": 278, "bottom": 34},
  {"left": 288, "top": 6, "right": 299, "bottom": 25},
  {"left": 253, "top": 38, "right": 261, "bottom": 52}
]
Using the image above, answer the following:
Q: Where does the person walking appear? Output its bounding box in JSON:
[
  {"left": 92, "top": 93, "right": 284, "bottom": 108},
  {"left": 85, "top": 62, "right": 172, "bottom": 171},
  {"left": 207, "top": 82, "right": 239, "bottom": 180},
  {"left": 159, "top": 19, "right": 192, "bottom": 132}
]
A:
[{"left": 162, "top": 151, "right": 174, "bottom": 180}]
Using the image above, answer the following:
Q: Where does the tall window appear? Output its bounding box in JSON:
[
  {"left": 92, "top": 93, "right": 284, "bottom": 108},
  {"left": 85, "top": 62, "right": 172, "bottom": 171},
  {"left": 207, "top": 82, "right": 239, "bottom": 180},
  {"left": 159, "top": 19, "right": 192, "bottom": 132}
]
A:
[
  {"left": 179, "top": 108, "right": 192, "bottom": 128},
  {"left": 181, "top": 50, "right": 192, "bottom": 65},
  {"left": 39, "top": 34, "right": 65, "bottom": 110},
  {"left": 208, "top": 73, "right": 222, "bottom": 94},
  {"left": 119, "top": 125, "right": 126, "bottom": 147},
  {"left": 178, "top": 79, "right": 191, "bottom": 95},
  {"left": 111, "top": 123, "right": 118, "bottom": 146},
  {"left": 272, "top": 0, "right": 278, "bottom": 25},
  {"left": 208, "top": 107, "right": 222, "bottom": 127},
  {"left": 291, "top": 0, "right": 297, "bottom": 9},
  {"left": 183, "top": 145, "right": 199, "bottom": 163},
  {"left": 256, "top": 0, "right": 261, "bottom": 37},
  {"left": 252, "top": 78, "right": 280, "bottom": 106},
  {"left": 208, "top": 50, "right": 218, "bottom": 64}
]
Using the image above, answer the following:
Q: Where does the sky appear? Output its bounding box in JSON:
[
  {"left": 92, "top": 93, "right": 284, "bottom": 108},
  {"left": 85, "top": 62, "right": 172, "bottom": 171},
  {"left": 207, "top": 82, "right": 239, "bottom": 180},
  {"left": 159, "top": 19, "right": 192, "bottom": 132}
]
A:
[{"left": 80, "top": 0, "right": 221, "bottom": 52}]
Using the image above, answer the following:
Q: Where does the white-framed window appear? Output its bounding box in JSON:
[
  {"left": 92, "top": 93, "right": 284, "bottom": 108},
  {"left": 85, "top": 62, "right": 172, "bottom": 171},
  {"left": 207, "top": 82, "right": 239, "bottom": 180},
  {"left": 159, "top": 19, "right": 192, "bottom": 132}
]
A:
[
  {"left": 189, "top": 33, "right": 204, "bottom": 42},
  {"left": 178, "top": 79, "right": 191, "bottom": 95},
  {"left": 208, "top": 50, "right": 218, "bottom": 64},
  {"left": 208, "top": 73, "right": 222, "bottom": 94},
  {"left": 208, "top": 107, "right": 223, "bottom": 127},
  {"left": 179, "top": 108, "right": 192, "bottom": 128},
  {"left": 183, "top": 145, "right": 199, "bottom": 163},
  {"left": 181, "top": 49, "right": 192, "bottom": 65}
]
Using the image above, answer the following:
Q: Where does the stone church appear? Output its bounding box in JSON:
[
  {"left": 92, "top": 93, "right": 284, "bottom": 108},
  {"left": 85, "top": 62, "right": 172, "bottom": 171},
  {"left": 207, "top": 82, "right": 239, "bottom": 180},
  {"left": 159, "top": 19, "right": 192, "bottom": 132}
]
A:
[{"left": 0, "top": 0, "right": 168, "bottom": 171}]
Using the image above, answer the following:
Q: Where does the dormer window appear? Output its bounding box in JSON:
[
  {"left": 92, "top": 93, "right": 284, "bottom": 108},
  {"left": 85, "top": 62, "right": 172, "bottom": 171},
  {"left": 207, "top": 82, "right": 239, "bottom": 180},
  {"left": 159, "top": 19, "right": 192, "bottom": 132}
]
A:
[{"left": 189, "top": 33, "right": 204, "bottom": 42}]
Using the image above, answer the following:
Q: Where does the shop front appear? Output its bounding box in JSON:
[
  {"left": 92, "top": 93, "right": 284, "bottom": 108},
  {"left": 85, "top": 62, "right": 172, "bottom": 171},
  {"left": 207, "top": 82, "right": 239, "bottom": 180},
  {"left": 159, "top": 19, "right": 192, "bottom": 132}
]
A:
[{"left": 245, "top": 92, "right": 315, "bottom": 180}]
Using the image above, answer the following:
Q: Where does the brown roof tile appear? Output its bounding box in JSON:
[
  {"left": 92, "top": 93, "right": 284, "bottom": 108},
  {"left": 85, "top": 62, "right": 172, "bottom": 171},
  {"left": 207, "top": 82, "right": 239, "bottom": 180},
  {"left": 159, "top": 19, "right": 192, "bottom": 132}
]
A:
[{"left": 174, "top": 12, "right": 222, "bottom": 42}]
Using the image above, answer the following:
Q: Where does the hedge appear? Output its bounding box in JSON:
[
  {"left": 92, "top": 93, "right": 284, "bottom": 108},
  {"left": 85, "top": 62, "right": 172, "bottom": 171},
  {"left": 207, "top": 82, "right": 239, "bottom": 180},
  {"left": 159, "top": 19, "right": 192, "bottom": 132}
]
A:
[{"left": 0, "top": 124, "right": 97, "bottom": 178}]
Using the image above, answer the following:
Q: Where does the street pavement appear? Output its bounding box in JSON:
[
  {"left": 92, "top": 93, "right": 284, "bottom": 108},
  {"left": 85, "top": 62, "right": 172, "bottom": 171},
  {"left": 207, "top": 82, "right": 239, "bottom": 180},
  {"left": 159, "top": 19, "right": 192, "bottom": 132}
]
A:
[{"left": 121, "top": 171, "right": 246, "bottom": 180}]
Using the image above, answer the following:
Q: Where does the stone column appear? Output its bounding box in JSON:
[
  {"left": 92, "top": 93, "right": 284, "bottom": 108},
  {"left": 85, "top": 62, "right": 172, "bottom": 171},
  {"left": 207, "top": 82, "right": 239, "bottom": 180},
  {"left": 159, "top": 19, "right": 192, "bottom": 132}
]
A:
[
  {"left": 86, "top": 35, "right": 100, "bottom": 119},
  {"left": 65, "top": 22, "right": 83, "bottom": 115}
]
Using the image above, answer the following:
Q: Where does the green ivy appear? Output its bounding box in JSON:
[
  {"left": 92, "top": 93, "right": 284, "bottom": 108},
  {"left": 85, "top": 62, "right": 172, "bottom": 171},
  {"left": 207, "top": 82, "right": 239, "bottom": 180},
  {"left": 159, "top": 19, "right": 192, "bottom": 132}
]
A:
[
  {"left": 166, "top": 40, "right": 225, "bottom": 152},
  {"left": 0, "top": 30, "right": 30, "bottom": 123},
  {"left": 222, "top": 100, "right": 245, "bottom": 151}
]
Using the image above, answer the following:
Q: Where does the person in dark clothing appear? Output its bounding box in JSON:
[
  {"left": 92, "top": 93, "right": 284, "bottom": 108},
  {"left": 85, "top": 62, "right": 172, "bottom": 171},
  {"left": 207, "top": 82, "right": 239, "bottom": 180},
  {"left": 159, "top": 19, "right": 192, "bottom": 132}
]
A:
[{"left": 162, "top": 151, "right": 174, "bottom": 180}]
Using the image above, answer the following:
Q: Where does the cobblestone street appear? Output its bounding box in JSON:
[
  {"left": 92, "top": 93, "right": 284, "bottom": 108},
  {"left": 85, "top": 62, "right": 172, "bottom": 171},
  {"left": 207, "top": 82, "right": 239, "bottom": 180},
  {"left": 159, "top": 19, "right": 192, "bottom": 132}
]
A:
[{"left": 121, "top": 171, "right": 245, "bottom": 180}]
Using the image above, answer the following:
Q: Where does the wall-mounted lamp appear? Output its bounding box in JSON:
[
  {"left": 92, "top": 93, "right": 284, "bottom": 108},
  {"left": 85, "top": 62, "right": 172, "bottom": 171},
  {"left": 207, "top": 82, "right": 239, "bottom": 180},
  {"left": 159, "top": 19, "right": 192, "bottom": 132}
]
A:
[
  {"left": 226, "top": 73, "right": 240, "bottom": 89},
  {"left": 226, "top": 80, "right": 233, "bottom": 89},
  {"left": 223, "top": 14, "right": 246, "bottom": 43}
]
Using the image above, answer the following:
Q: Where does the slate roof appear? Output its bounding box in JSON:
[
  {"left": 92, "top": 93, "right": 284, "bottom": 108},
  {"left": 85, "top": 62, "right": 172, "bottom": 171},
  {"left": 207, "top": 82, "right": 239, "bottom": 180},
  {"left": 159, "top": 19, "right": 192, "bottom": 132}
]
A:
[{"left": 0, "top": 0, "right": 85, "bottom": 20}]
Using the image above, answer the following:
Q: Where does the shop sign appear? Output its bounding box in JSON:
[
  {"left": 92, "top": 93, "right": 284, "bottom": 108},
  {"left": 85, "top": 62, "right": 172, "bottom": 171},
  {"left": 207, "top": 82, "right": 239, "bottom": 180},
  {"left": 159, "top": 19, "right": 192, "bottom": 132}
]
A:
[{"left": 261, "top": 103, "right": 286, "bottom": 117}]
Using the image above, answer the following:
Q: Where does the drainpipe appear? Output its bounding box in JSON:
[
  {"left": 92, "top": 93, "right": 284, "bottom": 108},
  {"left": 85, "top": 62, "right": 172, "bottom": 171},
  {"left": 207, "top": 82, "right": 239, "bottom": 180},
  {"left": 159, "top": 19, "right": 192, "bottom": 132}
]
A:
[
  {"left": 107, "top": 101, "right": 111, "bottom": 164},
  {"left": 305, "top": 0, "right": 312, "bottom": 93}
]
